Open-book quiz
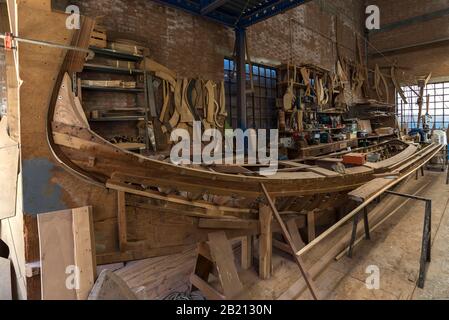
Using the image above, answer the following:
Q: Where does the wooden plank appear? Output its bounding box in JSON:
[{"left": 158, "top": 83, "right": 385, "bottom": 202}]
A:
[
  {"left": 207, "top": 231, "right": 243, "bottom": 298},
  {"left": 344, "top": 166, "right": 373, "bottom": 175},
  {"left": 190, "top": 274, "right": 225, "bottom": 300},
  {"left": 0, "top": 257, "right": 12, "bottom": 300},
  {"left": 348, "top": 178, "right": 394, "bottom": 202},
  {"left": 88, "top": 270, "right": 137, "bottom": 300},
  {"left": 365, "top": 145, "right": 418, "bottom": 169},
  {"left": 307, "top": 212, "right": 316, "bottom": 242},
  {"left": 198, "top": 219, "right": 258, "bottom": 230},
  {"left": 117, "top": 191, "right": 127, "bottom": 251},
  {"left": 286, "top": 219, "right": 305, "bottom": 250},
  {"left": 263, "top": 172, "right": 324, "bottom": 179},
  {"left": 72, "top": 206, "right": 96, "bottom": 300},
  {"left": 209, "top": 165, "right": 253, "bottom": 174},
  {"left": 259, "top": 203, "right": 272, "bottom": 279},
  {"left": 38, "top": 209, "right": 77, "bottom": 300},
  {"left": 279, "top": 161, "right": 312, "bottom": 169},
  {"left": 306, "top": 166, "right": 340, "bottom": 177}
]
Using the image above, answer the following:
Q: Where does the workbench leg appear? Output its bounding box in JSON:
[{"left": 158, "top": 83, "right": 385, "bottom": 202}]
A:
[
  {"left": 421, "top": 166, "right": 425, "bottom": 176},
  {"left": 241, "top": 236, "right": 253, "bottom": 270},
  {"left": 259, "top": 203, "right": 272, "bottom": 280}
]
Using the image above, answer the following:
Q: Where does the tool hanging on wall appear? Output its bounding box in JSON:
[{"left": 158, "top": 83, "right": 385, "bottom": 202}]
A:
[
  {"left": 391, "top": 66, "right": 408, "bottom": 104},
  {"left": 374, "top": 64, "right": 389, "bottom": 103},
  {"left": 283, "top": 63, "right": 296, "bottom": 111}
]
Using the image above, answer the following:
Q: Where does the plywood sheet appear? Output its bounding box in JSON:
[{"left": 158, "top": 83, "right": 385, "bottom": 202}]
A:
[
  {"left": 207, "top": 232, "right": 243, "bottom": 298},
  {"left": 38, "top": 209, "right": 77, "bottom": 300},
  {"left": 0, "top": 116, "right": 19, "bottom": 220}
]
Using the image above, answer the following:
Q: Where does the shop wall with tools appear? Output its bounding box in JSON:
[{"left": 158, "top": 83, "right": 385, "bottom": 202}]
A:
[{"left": 52, "top": 0, "right": 381, "bottom": 161}]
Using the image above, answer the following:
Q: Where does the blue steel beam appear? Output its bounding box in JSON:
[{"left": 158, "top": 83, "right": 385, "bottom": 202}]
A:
[
  {"left": 200, "top": 0, "right": 231, "bottom": 15},
  {"left": 238, "top": 0, "right": 312, "bottom": 28},
  {"left": 152, "top": 0, "right": 237, "bottom": 27}
]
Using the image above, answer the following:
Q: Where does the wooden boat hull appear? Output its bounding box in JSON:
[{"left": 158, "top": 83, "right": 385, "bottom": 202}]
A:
[{"left": 49, "top": 73, "right": 441, "bottom": 202}]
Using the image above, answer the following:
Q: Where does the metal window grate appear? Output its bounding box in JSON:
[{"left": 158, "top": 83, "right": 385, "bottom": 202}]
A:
[
  {"left": 397, "top": 82, "right": 449, "bottom": 130},
  {"left": 224, "top": 58, "right": 277, "bottom": 129}
]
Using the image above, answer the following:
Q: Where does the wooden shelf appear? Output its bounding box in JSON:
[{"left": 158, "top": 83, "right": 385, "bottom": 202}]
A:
[
  {"left": 81, "top": 85, "right": 144, "bottom": 93},
  {"left": 89, "top": 116, "right": 145, "bottom": 122},
  {"left": 83, "top": 63, "right": 143, "bottom": 75},
  {"left": 89, "top": 46, "right": 144, "bottom": 61}
]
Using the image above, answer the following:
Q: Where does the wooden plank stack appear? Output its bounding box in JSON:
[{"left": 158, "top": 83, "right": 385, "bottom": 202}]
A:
[{"left": 89, "top": 26, "right": 107, "bottom": 48}]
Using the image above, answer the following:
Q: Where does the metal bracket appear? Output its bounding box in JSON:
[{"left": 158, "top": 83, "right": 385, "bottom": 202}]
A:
[{"left": 384, "top": 190, "right": 432, "bottom": 289}]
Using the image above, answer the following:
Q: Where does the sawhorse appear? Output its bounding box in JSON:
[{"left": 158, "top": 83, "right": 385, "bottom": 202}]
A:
[{"left": 347, "top": 207, "right": 371, "bottom": 258}]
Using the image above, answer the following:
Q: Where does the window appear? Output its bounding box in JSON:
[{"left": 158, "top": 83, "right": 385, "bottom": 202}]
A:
[
  {"left": 224, "top": 58, "right": 277, "bottom": 129},
  {"left": 397, "top": 81, "right": 449, "bottom": 130}
]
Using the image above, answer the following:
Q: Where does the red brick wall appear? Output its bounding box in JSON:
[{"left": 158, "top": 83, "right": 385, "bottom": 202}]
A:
[{"left": 54, "top": 0, "right": 365, "bottom": 79}]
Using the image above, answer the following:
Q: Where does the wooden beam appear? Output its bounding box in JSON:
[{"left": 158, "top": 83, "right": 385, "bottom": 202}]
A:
[
  {"left": 286, "top": 219, "right": 305, "bottom": 250},
  {"left": 307, "top": 212, "right": 316, "bottom": 242},
  {"left": 190, "top": 274, "right": 225, "bottom": 300},
  {"left": 241, "top": 236, "right": 252, "bottom": 270},
  {"left": 117, "top": 191, "right": 127, "bottom": 251},
  {"left": 207, "top": 232, "right": 243, "bottom": 298},
  {"left": 258, "top": 203, "right": 272, "bottom": 280},
  {"left": 260, "top": 183, "right": 318, "bottom": 300},
  {"left": 72, "top": 206, "right": 96, "bottom": 300}
]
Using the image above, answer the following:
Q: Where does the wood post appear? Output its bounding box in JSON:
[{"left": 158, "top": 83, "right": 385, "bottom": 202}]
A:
[
  {"left": 260, "top": 183, "right": 318, "bottom": 300},
  {"left": 307, "top": 212, "right": 316, "bottom": 242},
  {"left": 241, "top": 236, "right": 253, "bottom": 270},
  {"left": 259, "top": 203, "right": 272, "bottom": 280},
  {"left": 117, "top": 191, "right": 127, "bottom": 251}
]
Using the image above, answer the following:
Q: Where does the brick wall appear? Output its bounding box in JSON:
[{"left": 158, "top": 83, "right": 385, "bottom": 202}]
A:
[
  {"left": 369, "top": 0, "right": 449, "bottom": 81},
  {"left": 53, "top": 0, "right": 365, "bottom": 80}
]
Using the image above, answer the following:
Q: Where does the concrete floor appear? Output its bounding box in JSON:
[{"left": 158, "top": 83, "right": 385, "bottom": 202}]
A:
[
  {"left": 300, "top": 169, "right": 449, "bottom": 300},
  {"left": 321, "top": 171, "right": 449, "bottom": 300},
  {"left": 114, "top": 169, "right": 449, "bottom": 300},
  {"left": 237, "top": 169, "right": 449, "bottom": 300}
]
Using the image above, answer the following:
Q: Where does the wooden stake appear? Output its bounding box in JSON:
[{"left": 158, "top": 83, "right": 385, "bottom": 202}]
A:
[{"left": 260, "top": 183, "right": 318, "bottom": 300}]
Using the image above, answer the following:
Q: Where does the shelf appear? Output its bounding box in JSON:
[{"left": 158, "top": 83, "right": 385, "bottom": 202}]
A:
[
  {"left": 304, "top": 127, "right": 346, "bottom": 132},
  {"left": 83, "top": 63, "right": 143, "bottom": 75},
  {"left": 81, "top": 85, "right": 144, "bottom": 93},
  {"left": 357, "top": 134, "right": 396, "bottom": 140},
  {"left": 89, "top": 116, "right": 145, "bottom": 122},
  {"left": 90, "top": 46, "right": 144, "bottom": 61}
]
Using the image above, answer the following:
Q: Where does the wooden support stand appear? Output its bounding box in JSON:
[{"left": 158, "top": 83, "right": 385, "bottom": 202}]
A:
[
  {"left": 260, "top": 183, "right": 319, "bottom": 300},
  {"left": 190, "top": 231, "right": 243, "bottom": 300},
  {"left": 259, "top": 203, "right": 272, "bottom": 280}
]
